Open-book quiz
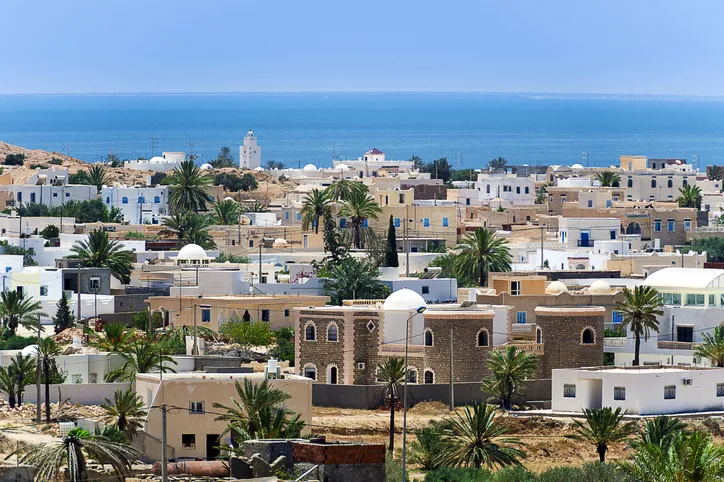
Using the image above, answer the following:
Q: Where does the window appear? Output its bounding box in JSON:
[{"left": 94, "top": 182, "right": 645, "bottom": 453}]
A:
[
  {"left": 581, "top": 328, "right": 595, "bottom": 344},
  {"left": 327, "top": 324, "right": 338, "bottom": 342},
  {"left": 667, "top": 219, "right": 675, "bottom": 232},
  {"left": 40, "top": 285, "right": 48, "bottom": 296},
  {"left": 627, "top": 178, "right": 633, "bottom": 188},
  {"left": 610, "top": 230, "right": 616, "bottom": 240},
  {"left": 305, "top": 324, "right": 316, "bottom": 341},
  {"left": 423, "top": 218, "right": 430, "bottom": 227},
  {"left": 510, "top": 281, "right": 521, "bottom": 295},
  {"left": 422, "top": 285, "right": 430, "bottom": 295},
  {"left": 138, "top": 196, "right": 145, "bottom": 204},
  {"left": 189, "top": 401, "right": 204, "bottom": 414},
  {"left": 394, "top": 218, "right": 401, "bottom": 228},
  {"left": 563, "top": 384, "right": 576, "bottom": 398},
  {"left": 612, "top": 310, "right": 623, "bottom": 323},
  {"left": 516, "top": 311, "right": 527, "bottom": 324},
  {"left": 486, "top": 185, "right": 491, "bottom": 194},
  {"left": 406, "top": 369, "right": 417, "bottom": 384},
  {"left": 424, "top": 370, "right": 434, "bottom": 384},
  {"left": 710, "top": 294, "right": 716, "bottom": 306},
  {"left": 662, "top": 293, "right": 681, "bottom": 306},
  {"left": 668, "top": 178, "right": 673, "bottom": 188},
  {"left": 261, "top": 309, "right": 270, "bottom": 322},
  {"left": 30, "top": 193, "right": 36, "bottom": 203},
  {"left": 285, "top": 212, "right": 289, "bottom": 220},
  {"left": 717, "top": 383, "right": 724, "bottom": 397},
  {"left": 525, "top": 186, "right": 530, "bottom": 194},
  {"left": 339, "top": 218, "right": 347, "bottom": 228},
  {"left": 201, "top": 308, "right": 211, "bottom": 323},
  {"left": 88, "top": 277, "right": 100, "bottom": 291},
  {"left": 154, "top": 196, "right": 160, "bottom": 203},
  {"left": 477, "top": 330, "right": 489, "bottom": 347},
  {"left": 182, "top": 434, "right": 196, "bottom": 449},
  {"left": 664, "top": 385, "right": 676, "bottom": 400},
  {"left": 284, "top": 309, "right": 290, "bottom": 317},
  {"left": 303, "top": 365, "right": 317, "bottom": 380},
  {"left": 683, "top": 178, "right": 688, "bottom": 186},
  {"left": 685, "top": 294, "right": 705, "bottom": 306},
  {"left": 399, "top": 193, "right": 405, "bottom": 204},
  {"left": 249, "top": 239, "right": 254, "bottom": 247},
  {"left": 442, "top": 217, "right": 449, "bottom": 227},
  {"left": 65, "top": 192, "right": 70, "bottom": 198},
  {"left": 677, "top": 326, "right": 694, "bottom": 343},
  {"left": 614, "top": 386, "right": 626, "bottom": 401},
  {"left": 122, "top": 197, "right": 128, "bottom": 204},
  {"left": 105, "top": 196, "right": 110, "bottom": 204},
  {"left": 296, "top": 212, "right": 302, "bottom": 221},
  {"left": 654, "top": 219, "right": 662, "bottom": 232},
  {"left": 362, "top": 219, "right": 368, "bottom": 228},
  {"left": 651, "top": 179, "right": 657, "bottom": 188},
  {"left": 516, "top": 186, "right": 520, "bottom": 194},
  {"left": 684, "top": 219, "right": 691, "bottom": 231},
  {"left": 587, "top": 200, "right": 593, "bottom": 208},
  {"left": 466, "top": 198, "right": 471, "bottom": 205},
  {"left": 424, "top": 330, "right": 433, "bottom": 346},
  {"left": 16, "top": 286, "right": 23, "bottom": 297},
  {"left": 561, "top": 195, "right": 567, "bottom": 203}
]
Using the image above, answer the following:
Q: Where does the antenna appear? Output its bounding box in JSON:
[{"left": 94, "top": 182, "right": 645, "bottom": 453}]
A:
[
  {"left": 186, "top": 142, "right": 198, "bottom": 162},
  {"left": 330, "top": 143, "right": 342, "bottom": 162},
  {"left": 692, "top": 153, "right": 700, "bottom": 171},
  {"left": 582, "top": 152, "right": 590, "bottom": 167},
  {"left": 151, "top": 137, "right": 159, "bottom": 157}
]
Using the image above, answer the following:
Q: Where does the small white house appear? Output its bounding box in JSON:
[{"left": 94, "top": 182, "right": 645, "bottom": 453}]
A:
[
  {"left": 552, "top": 366, "right": 724, "bottom": 415},
  {"left": 101, "top": 186, "right": 169, "bottom": 225},
  {"left": 124, "top": 152, "right": 184, "bottom": 172}
]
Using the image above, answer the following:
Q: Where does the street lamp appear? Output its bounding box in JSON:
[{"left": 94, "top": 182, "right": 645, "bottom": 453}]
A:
[{"left": 401, "top": 305, "right": 426, "bottom": 481}]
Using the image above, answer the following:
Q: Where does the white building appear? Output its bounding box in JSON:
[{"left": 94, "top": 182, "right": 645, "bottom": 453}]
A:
[
  {"left": 558, "top": 217, "right": 621, "bottom": 249},
  {"left": 552, "top": 366, "right": 724, "bottom": 415},
  {"left": 333, "top": 148, "right": 415, "bottom": 178},
  {"left": 473, "top": 173, "right": 535, "bottom": 207},
  {"left": 101, "top": 186, "right": 169, "bottom": 224},
  {"left": 124, "top": 152, "right": 185, "bottom": 172},
  {"left": 239, "top": 130, "right": 261, "bottom": 169},
  {"left": 1, "top": 166, "right": 97, "bottom": 207}
]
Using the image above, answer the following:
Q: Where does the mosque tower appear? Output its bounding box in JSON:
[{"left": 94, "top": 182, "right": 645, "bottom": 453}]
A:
[{"left": 239, "top": 129, "right": 261, "bottom": 169}]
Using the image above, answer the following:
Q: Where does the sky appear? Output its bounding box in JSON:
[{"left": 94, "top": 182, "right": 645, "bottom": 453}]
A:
[{"left": 2, "top": 0, "right": 724, "bottom": 95}]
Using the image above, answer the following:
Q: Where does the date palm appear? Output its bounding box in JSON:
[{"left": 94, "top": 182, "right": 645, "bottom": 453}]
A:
[
  {"left": 213, "top": 198, "right": 241, "bottom": 225},
  {"left": 0, "top": 289, "right": 47, "bottom": 336},
  {"left": 9, "top": 353, "right": 36, "bottom": 407},
  {"left": 637, "top": 415, "right": 686, "bottom": 450},
  {"left": 677, "top": 184, "right": 703, "bottom": 210},
  {"left": 616, "top": 286, "right": 663, "bottom": 366},
  {"left": 595, "top": 171, "right": 621, "bottom": 187},
  {"left": 695, "top": 326, "right": 724, "bottom": 367},
  {"left": 101, "top": 389, "right": 147, "bottom": 441},
  {"left": 37, "top": 338, "right": 62, "bottom": 422},
  {"left": 323, "top": 257, "right": 389, "bottom": 305},
  {"left": 326, "top": 178, "right": 366, "bottom": 203},
  {"left": 569, "top": 406, "right": 635, "bottom": 462},
  {"left": 439, "top": 402, "right": 525, "bottom": 469},
  {"left": 168, "top": 159, "right": 212, "bottom": 212},
  {"left": 93, "top": 323, "right": 132, "bottom": 353},
  {"left": 454, "top": 227, "right": 512, "bottom": 287},
  {"left": 301, "top": 189, "right": 331, "bottom": 234},
  {"left": 0, "top": 366, "right": 18, "bottom": 408},
  {"left": 481, "top": 345, "right": 538, "bottom": 410},
  {"left": 86, "top": 164, "right": 110, "bottom": 193},
  {"left": 21, "top": 432, "right": 142, "bottom": 482},
  {"left": 105, "top": 339, "right": 177, "bottom": 382},
  {"left": 707, "top": 165, "right": 723, "bottom": 182},
  {"left": 70, "top": 229, "right": 133, "bottom": 284},
  {"left": 338, "top": 189, "right": 382, "bottom": 249},
  {"left": 375, "top": 357, "right": 406, "bottom": 454}
]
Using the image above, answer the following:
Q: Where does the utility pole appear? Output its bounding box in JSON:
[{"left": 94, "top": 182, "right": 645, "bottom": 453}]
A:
[
  {"left": 449, "top": 324, "right": 455, "bottom": 412},
  {"left": 192, "top": 301, "right": 198, "bottom": 356},
  {"left": 148, "top": 306, "right": 153, "bottom": 333},
  {"left": 160, "top": 343, "right": 168, "bottom": 482},
  {"left": 405, "top": 205, "right": 410, "bottom": 277},
  {"left": 259, "top": 243, "right": 263, "bottom": 284},
  {"left": 540, "top": 226, "right": 544, "bottom": 269},
  {"left": 77, "top": 268, "right": 82, "bottom": 322},
  {"left": 35, "top": 321, "right": 41, "bottom": 423}
]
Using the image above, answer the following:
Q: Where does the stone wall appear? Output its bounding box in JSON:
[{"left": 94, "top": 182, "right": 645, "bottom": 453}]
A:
[
  {"left": 298, "top": 312, "right": 347, "bottom": 384},
  {"left": 352, "top": 313, "right": 383, "bottom": 384}
]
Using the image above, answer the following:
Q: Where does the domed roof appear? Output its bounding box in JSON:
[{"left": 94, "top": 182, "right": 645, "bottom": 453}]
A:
[
  {"left": 335, "top": 163, "right": 350, "bottom": 171},
  {"left": 571, "top": 163, "right": 584, "bottom": 169},
  {"left": 383, "top": 288, "right": 427, "bottom": 312},
  {"left": 588, "top": 280, "right": 611, "bottom": 294},
  {"left": 254, "top": 166, "right": 265, "bottom": 171},
  {"left": 545, "top": 281, "right": 568, "bottom": 295},
  {"left": 200, "top": 163, "right": 213, "bottom": 170},
  {"left": 302, "top": 164, "right": 317, "bottom": 172},
  {"left": 273, "top": 238, "right": 288, "bottom": 247},
  {"left": 177, "top": 243, "right": 208, "bottom": 260},
  {"left": 223, "top": 196, "right": 236, "bottom": 202}
]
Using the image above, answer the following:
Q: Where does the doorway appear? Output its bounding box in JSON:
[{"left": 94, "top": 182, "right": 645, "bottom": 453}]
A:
[
  {"left": 206, "top": 434, "right": 220, "bottom": 460},
  {"left": 328, "top": 366, "right": 338, "bottom": 384}
]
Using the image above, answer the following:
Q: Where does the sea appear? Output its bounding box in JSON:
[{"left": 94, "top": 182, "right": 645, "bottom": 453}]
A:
[{"left": 2, "top": 92, "right": 724, "bottom": 169}]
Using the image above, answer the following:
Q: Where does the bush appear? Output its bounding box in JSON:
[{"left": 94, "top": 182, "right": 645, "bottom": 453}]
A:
[
  {"left": 40, "top": 225, "right": 60, "bottom": 239},
  {"left": 49, "top": 157, "right": 64, "bottom": 165},
  {"left": 0, "top": 335, "right": 36, "bottom": 350},
  {"left": 95, "top": 425, "right": 128, "bottom": 444},
  {"left": 240, "top": 173, "right": 258, "bottom": 191},
  {"left": 424, "top": 467, "right": 492, "bottom": 482},
  {"left": 4, "top": 153, "right": 25, "bottom": 166},
  {"left": 386, "top": 454, "right": 410, "bottom": 482},
  {"left": 537, "top": 462, "right": 622, "bottom": 482},
  {"left": 29, "top": 163, "right": 49, "bottom": 170},
  {"left": 604, "top": 327, "right": 626, "bottom": 337},
  {"left": 423, "top": 463, "right": 623, "bottom": 482},
  {"left": 132, "top": 311, "right": 163, "bottom": 331},
  {"left": 214, "top": 252, "right": 250, "bottom": 263}
]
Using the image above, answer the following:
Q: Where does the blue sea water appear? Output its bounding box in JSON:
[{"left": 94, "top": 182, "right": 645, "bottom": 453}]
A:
[{"left": 2, "top": 92, "right": 724, "bottom": 168}]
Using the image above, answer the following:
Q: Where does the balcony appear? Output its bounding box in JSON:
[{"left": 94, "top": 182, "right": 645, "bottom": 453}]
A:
[
  {"left": 511, "top": 323, "right": 536, "bottom": 334},
  {"left": 496, "top": 341, "right": 544, "bottom": 356},
  {"left": 379, "top": 343, "right": 425, "bottom": 356},
  {"left": 577, "top": 239, "right": 593, "bottom": 247},
  {"left": 603, "top": 337, "right": 628, "bottom": 348},
  {"left": 657, "top": 341, "right": 700, "bottom": 350}
]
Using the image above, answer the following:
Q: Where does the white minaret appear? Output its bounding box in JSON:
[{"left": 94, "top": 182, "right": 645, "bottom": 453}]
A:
[{"left": 240, "top": 129, "right": 262, "bottom": 169}]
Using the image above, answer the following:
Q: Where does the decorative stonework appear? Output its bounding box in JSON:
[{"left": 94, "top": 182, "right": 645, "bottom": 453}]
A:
[
  {"left": 425, "top": 311, "right": 494, "bottom": 320},
  {"left": 475, "top": 328, "right": 491, "bottom": 347},
  {"left": 580, "top": 325, "right": 597, "bottom": 345},
  {"left": 534, "top": 306, "right": 606, "bottom": 316}
]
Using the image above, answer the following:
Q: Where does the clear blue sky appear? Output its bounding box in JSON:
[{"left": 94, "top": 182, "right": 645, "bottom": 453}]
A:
[{"left": 2, "top": 0, "right": 723, "bottom": 95}]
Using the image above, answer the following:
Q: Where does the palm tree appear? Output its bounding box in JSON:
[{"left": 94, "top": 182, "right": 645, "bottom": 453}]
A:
[
  {"left": 534, "top": 186, "right": 548, "bottom": 205},
  {"left": 101, "top": 389, "right": 147, "bottom": 441},
  {"left": 213, "top": 199, "right": 241, "bottom": 225},
  {"left": 595, "top": 171, "right": 621, "bottom": 187},
  {"left": 86, "top": 164, "right": 110, "bottom": 193},
  {"left": 409, "top": 425, "right": 445, "bottom": 470},
  {"left": 93, "top": 324, "right": 132, "bottom": 353},
  {"left": 21, "top": 432, "right": 142, "bottom": 482},
  {"left": 37, "top": 338, "right": 61, "bottom": 422},
  {"left": 637, "top": 415, "right": 686, "bottom": 450},
  {"left": 620, "top": 430, "right": 724, "bottom": 482},
  {"left": 677, "top": 184, "right": 703, "bottom": 210},
  {"left": 323, "top": 257, "right": 389, "bottom": 305},
  {"left": 301, "top": 189, "right": 331, "bottom": 234},
  {"left": 695, "top": 326, "right": 724, "bottom": 367},
  {"left": 481, "top": 345, "right": 538, "bottom": 410},
  {"left": 338, "top": 189, "right": 382, "bottom": 249},
  {"left": 707, "top": 165, "right": 723, "bottom": 182},
  {"left": 375, "top": 357, "right": 406, "bottom": 454},
  {"left": 70, "top": 229, "right": 133, "bottom": 284},
  {"left": 168, "top": 159, "right": 212, "bottom": 212},
  {"left": 454, "top": 227, "right": 512, "bottom": 287},
  {"left": 105, "top": 339, "right": 177, "bottom": 382},
  {"left": 569, "top": 406, "right": 635, "bottom": 462},
  {"left": 9, "top": 353, "right": 36, "bottom": 407},
  {"left": 616, "top": 286, "right": 664, "bottom": 366},
  {"left": 439, "top": 403, "right": 525, "bottom": 469},
  {"left": 0, "top": 366, "right": 18, "bottom": 408},
  {"left": 213, "top": 378, "right": 304, "bottom": 443},
  {"left": 0, "top": 290, "right": 47, "bottom": 336},
  {"left": 489, "top": 157, "right": 508, "bottom": 170},
  {"left": 184, "top": 221, "right": 217, "bottom": 250},
  {"left": 326, "top": 178, "right": 366, "bottom": 203}
]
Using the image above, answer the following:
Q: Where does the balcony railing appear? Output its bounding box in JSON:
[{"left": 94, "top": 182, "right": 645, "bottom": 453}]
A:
[
  {"left": 603, "top": 337, "right": 628, "bottom": 348},
  {"left": 379, "top": 343, "right": 425, "bottom": 354},
  {"left": 511, "top": 323, "right": 536, "bottom": 334},
  {"left": 657, "top": 341, "right": 700, "bottom": 350},
  {"left": 577, "top": 240, "right": 593, "bottom": 247},
  {"left": 496, "top": 341, "right": 544, "bottom": 356}
]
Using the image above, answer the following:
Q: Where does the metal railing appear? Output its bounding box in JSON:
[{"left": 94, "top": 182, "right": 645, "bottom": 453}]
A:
[
  {"left": 657, "top": 340, "right": 700, "bottom": 350},
  {"left": 511, "top": 323, "right": 536, "bottom": 333},
  {"left": 603, "top": 337, "right": 628, "bottom": 348},
  {"left": 496, "top": 341, "right": 544, "bottom": 356},
  {"left": 577, "top": 239, "right": 593, "bottom": 247}
]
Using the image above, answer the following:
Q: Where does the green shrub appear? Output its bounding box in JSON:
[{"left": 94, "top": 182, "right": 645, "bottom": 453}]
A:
[
  {"left": 409, "top": 425, "right": 445, "bottom": 470},
  {"left": 537, "top": 462, "right": 622, "bottom": 482},
  {"left": 424, "top": 467, "right": 492, "bottom": 482},
  {"left": 67, "top": 428, "right": 90, "bottom": 439},
  {"left": 4, "top": 153, "right": 25, "bottom": 166},
  {"left": 386, "top": 454, "right": 410, "bottom": 482},
  {"left": 604, "top": 327, "right": 626, "bottom": 337},
  {"left": 0, "top": 335, "right": 37, "bottom": 350},
  {"left": 49, "top": 157, "right": 64, "bottom": 165},
  {"left": 95, "top": 425, "right": 128, "bottom": 444}
]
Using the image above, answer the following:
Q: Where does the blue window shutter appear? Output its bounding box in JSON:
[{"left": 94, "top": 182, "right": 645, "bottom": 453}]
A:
[
  {"left": 362, "top": 219, "right": 368, "bottom": 228},
  {"left": 442, "top": 217, "right": 448, "bottom": 227},
  {"left": 394, "top": 218, "right": 400, "bottom": 228}
]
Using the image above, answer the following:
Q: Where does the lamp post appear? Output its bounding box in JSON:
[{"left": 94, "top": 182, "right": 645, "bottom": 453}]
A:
[{"left": 401, "top": 305, "right": 426, "bottom": 482}]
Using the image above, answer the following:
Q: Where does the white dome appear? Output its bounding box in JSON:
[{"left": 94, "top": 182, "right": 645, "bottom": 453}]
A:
[
  {"left": 545, "top": 281, "right": 568, "bottom": 295},
  {"left": 273, "top": 238, "right": 288, "bottom": 247},
  {"left": 200, "top": 163, "right": 213, "bottom": 170},
  {"left": 223, "top": 196, "right": 236, "bottom": 202},
  {"left": 588, "top": 280, "right": 611, "bottom": 294},
  {"left": 302, "top": 164, "right": 317, "bottom": 172},
  {"left": 335, "top": 163, "right": 350, "bottom": 171},
  {"left": 571, "top": 163, "right": 584, "bottom": 169},
  {"left": 383, "top": 288, "right": 427, "bottom": 312},
  {"left": 177, "top": 243, "right": 208, "bottom": 260},
  {"left": 149, "top": 156, "right": 165, "bottom": 163},
  {"left": 254, "top": 166, "right": 265, "bottom": 171}
]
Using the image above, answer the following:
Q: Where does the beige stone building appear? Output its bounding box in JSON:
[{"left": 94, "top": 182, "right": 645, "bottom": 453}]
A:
[{"left": 136, "top": 372, "right": 312, "bottom": 460}]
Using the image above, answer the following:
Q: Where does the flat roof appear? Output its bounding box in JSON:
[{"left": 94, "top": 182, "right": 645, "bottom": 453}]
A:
[
  {"left": 137, "top": 372, "right": 309, "bottom": 382},
  {"left": 565, "top": 365, "right": 721, "bottom": 374}
]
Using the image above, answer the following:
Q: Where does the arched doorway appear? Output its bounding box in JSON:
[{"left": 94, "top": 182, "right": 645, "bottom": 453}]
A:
[{"left": 327, "top": 366, "right": 338, "bottom": 384}]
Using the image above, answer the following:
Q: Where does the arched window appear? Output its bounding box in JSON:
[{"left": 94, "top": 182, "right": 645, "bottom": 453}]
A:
[
  {"left": 486, "top": 185, "right": 491, "bottom": 194},
  {"left": 683, "top": 178, "right": 688, "bottom": 187},
  {"left": 305, "top": 323, "right": 316, "bottom": 341},
  {"left": 138, "top": 196, "right": 145, "bottom": 204},
  {"left": 477, "top": 329, "right": 489, "bottom": 347},
  {"left": 407, "top": 368, "right": 418, "bottom": 384},
  {"left": 242, "top": 310, "right": 251, "bottom": 322},
  {"left": 627, "top": 178, "right": 633, "bottom": 188},
  {"left": 105, "top": 197, "right": 110, "bottom": 204},
  {"left": 424, "top": 370, "right": 434, "bottom": 384},
  {"left": 122, "top": 197, "right": 128, "bottom": 204},
  {"left": 154, "top": 196, "right": 161, "bottom": 203},
  {"left": 581, "top": 328, "right": 595, "bottom": 345},
  {"left": 667, "top": 178, "right": 673, "bottom": 188},
  {"left": 327, "top": 324, "right": 338, "bottom": 342},
  {"left": 536, "top": 327, "right": 543, "bottom": 344},
  {"left": 651, "top": 179, "right": 657, "bottom": 188},
  {"left": 424, "top": 329, "right": 433, "bottom": 346},
  {"left": 327, "top": 365, "right": 338, "bottom": 384}
]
